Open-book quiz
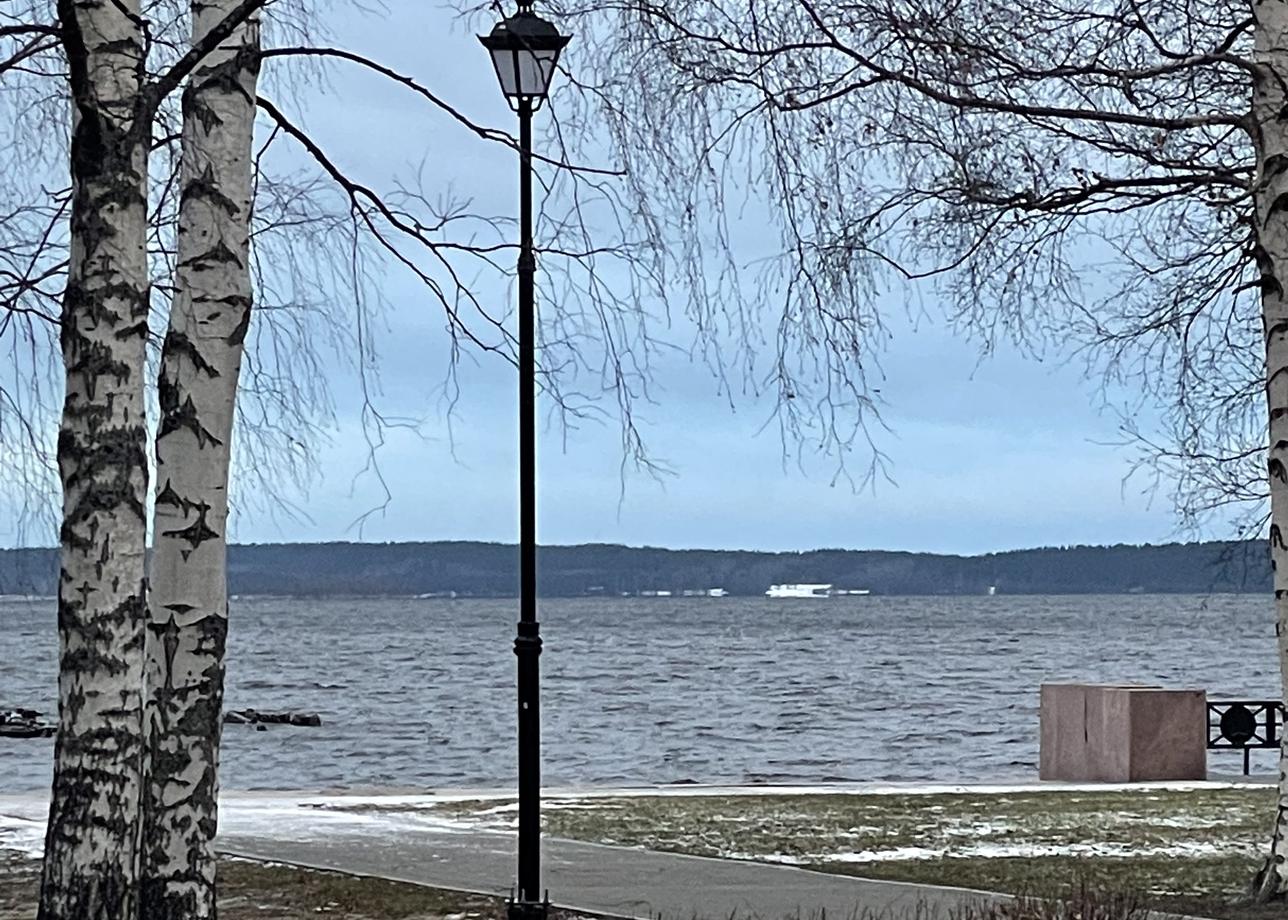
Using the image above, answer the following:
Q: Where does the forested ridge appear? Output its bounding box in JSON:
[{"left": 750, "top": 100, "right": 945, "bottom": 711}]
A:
[{"left": 0, "top": 540, "right": 1269, "bottom": 598}]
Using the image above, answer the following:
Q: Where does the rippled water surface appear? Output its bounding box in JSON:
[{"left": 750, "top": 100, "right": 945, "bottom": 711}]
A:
[{"left": 1, "top": 594, "right": 1278, "bottom": 792}]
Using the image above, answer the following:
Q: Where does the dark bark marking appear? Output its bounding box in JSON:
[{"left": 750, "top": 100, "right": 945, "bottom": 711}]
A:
[
  {"left": 180, "top": 237, "right": 242, "bottom": 271},
  {"left": 179, "top": 161, "right": 239, "bottom": 217},
  {"left": 1271, "top": 192, "right": 1288, "bottom": 220},
  {"left": 182, "top": 91, "right": 223, "bottom": 135},
  {"left": 156, "top": 479, "right": 184, "bottom": 509},
  {"left": 95, "top": 534, "right": 110, "bottom": 582},
  {"left": 66, "top": 338, "right": 134, "bottom": 402},
  {"left": 1256, "top": 244, "right": 1275, "bottom": 276},
  {"left": 162, "top": 329, "right": 222, "bottom": 378},
  {"left": 158, "top": 392, "right": 224, "bottom": 449},
  {"left": 151, "top": 616, "right": 182, "bottom": 694},
  {"left": 60, "top": 424, "right": 149, "bottom": 529},
  {"left": 113, "top": 320, "right": 149, "bottom": 341},
  {"left": 162, "top": 502, "right": 220, "bottom": 550},
  {"left": 227, "top": 304, "right": 251, "bottom": 345}
]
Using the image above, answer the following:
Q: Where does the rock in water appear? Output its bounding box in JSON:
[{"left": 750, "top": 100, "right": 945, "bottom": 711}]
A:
[
  {"left": 1, "top": 709, "right": 55, "bottom": 738},
  {"left": 224, "top": 708, "right": 323, "bottom": 727},
  {"left": 0, "top": 724, "right": 55, "bottom": 739}
]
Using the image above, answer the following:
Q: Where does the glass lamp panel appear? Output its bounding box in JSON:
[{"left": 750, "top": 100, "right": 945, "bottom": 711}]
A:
[
  {"left": 532, "top": 48, "right": 561, "bottom": 95},
  {"left": 514, "top": 49, "right": 547, "bottom": 96},
  {"left": 490, "top": 47, "right": 521, "bottom": 96}
]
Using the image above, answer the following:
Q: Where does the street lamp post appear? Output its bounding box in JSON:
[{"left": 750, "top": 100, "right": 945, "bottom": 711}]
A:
[{"left": 479, "top": 8, "right": 571, "bottom": 920}]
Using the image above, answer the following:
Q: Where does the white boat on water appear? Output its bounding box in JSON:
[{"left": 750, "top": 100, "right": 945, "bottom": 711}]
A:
[{"left": 766, "top": 583, "right": 833, "bottom": 599}]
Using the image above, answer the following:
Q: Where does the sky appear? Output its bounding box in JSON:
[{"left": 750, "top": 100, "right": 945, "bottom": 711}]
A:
[
  {"left": 0, "top": 2, "right": 1240, "bottom": 555},
  {"left": 283, "top": 314, "right": 1185, "bottom": 555}
]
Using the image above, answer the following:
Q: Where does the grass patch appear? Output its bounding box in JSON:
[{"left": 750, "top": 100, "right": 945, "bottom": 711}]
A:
[
  {"left": 216, "top": 858, "right": 505, "bottom": 919},
  {"left": 429, "top": 788, "right": 1272, "bottom": 862},
  {"left": 818, "top": 855, "right": 1275, "bottom": 920},
  {"left": 415, "top": 787, "right": 1281, "bottom": 918}
]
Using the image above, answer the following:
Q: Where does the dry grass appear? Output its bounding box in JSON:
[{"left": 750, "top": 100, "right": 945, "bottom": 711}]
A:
[
  {"left": 961, "top": 883, "right": 1149, "bottom": 920},
  {"left": 0, "top": 854, "right": 592, "bottom": 920}
]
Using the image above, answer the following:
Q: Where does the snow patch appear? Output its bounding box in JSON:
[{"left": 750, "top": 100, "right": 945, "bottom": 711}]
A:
[
  {"left": 226, "top": 778, "right": 1266, "bottom": 807},
  {"left": 813, "top": 839, "right": 1258, "bottom": 863},
  {"left": 819, "top": 847, "right": 946, "bottom": 863},
  {"left": 228, "top": 797, "right": 481, "bottom": 838}
]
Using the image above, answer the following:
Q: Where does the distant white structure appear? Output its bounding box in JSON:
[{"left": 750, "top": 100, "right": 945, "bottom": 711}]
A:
[
  {"left": 766, "top": 583, "right": 833, "bottom": 599},
  {"left": 988, "top": 585, "right": 998, "bottom": 596},
  {"left": 833, "top": 588, "right": 872, "bottom": 596},
  {"left": 706, "top": 588, "right": 729, "bottom": 597}
]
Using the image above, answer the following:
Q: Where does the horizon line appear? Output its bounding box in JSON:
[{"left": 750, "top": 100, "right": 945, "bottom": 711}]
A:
[{"left": 0, "top": 536, "right": 1261, "bottom": 559}]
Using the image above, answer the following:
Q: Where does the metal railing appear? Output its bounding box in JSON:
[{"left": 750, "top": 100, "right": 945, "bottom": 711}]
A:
[{"left": 1207, "top": 700, "right": 1284, "bottom": 775}]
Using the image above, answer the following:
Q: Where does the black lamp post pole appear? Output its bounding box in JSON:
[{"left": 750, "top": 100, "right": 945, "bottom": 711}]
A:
[
  {"left": 513, "top": 92, "right": 545, "bottom": 920},
  {"left": 481, "top": 10, "right": 567, "bottom": 913}
]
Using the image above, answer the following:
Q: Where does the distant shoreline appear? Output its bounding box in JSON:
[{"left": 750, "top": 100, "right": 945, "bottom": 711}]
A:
[
  {"left": 1, "top": 589, "right": 1273, "bottom": 603},
  {"left": 0, "top": 539, "right": 1271, "bottom": 597},
  {"left": 0, "top": 590, "right": 1271, "bottom": 604}
]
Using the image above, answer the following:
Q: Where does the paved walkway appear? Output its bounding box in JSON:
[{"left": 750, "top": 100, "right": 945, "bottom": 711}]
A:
[{"left": 221, "top": 825, "right": 997, "bottom": 920}]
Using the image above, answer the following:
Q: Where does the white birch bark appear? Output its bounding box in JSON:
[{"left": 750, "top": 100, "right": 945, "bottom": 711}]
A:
[
  {"left": 38, "top": 2, "right": 150, "bottom": 918},
  {"left": 141, "top": 8, "right": 261, "bottom": 918},
  {"left": 1255, "top": 0, "right": 1288, "bottom": 902}
]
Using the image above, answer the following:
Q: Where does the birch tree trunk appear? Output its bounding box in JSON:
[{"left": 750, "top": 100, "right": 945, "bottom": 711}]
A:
[
  {"left": 38, "top": 2, "right": 150, "bottom": 918},
  {"left": 1254, "top": 2, "right": 1288, "bottom": 903},
  {"left": 141, "top": 8, "right": 261, "bottom": 919}
]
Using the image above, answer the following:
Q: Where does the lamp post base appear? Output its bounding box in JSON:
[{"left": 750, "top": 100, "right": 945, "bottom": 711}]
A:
[{"left": 508, "top": 894, "right": 549, "bottom": 920}]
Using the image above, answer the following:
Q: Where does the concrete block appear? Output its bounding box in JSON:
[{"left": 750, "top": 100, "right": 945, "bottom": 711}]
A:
[
  {"left": 1039, "top": 683, "right": 1087, "bottom": 781},
  {"left": 1122, "top": 688, "right": 1207, "bottom": 781},
  {"left": 1039, "top": 683, "right": 1203, "bottom": 782}
]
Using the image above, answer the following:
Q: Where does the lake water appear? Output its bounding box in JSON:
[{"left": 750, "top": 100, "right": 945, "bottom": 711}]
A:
[{"left": 1, "top": 594, "right": 1280, "bottom": 793}]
